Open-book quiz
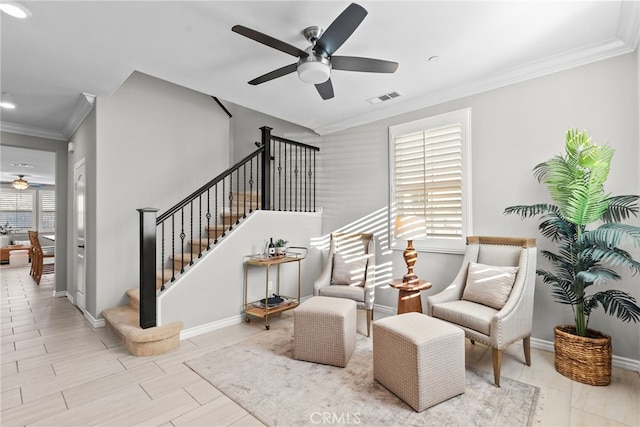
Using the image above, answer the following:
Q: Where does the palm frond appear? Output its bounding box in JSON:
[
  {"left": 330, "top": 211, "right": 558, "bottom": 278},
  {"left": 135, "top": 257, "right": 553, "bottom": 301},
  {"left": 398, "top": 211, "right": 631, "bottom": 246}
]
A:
[
  {"left": 601, "top": 195, "right": 639, "bottom": 223},
  {"left": 580, "top": 246, "right": 640, "bottom": 275},
  {"left": 503, "top": 204, "right": 554, "bottom": 218},
  {"left": 585, "top": 290, "right": 640, "bottom": 323},
  {"left": 580, "top": 223, "right": 640, "bottom": 249}
]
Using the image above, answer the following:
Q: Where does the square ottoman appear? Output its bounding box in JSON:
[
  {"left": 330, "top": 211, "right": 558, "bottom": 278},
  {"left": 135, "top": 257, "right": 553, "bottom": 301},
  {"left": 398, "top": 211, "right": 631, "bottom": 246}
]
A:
[
  {"left": 373, "top": 312, "right": 465, "bottom": 412},
  {"left": 293, "top": 296, "right": 356, "bottom": 367}
]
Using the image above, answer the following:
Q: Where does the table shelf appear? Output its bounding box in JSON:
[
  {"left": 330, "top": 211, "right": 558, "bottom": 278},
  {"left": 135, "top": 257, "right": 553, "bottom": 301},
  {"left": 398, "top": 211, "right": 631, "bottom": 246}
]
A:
[{"left": 243, "top": 247, "right": 307, "bottom": 330}]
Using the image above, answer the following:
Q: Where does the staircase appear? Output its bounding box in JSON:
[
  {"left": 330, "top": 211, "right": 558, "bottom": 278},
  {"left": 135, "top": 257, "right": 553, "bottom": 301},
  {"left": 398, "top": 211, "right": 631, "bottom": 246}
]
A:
[
  {"left": 102, "top": 193, "right": 255, "bottom": 357},
  {"left": 103, "top": 127, "right": 319, "bottom": 357}
]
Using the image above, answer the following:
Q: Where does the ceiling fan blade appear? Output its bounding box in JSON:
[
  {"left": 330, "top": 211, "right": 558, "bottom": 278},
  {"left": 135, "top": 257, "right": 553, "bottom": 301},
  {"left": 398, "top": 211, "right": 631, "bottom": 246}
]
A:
[
  {"left": 315, "top": 3, "right": 367, "bottom": 57},
  {"left": 331, "top": 56, "right": 398, "bottom": 73},
  {"left": 248, "top": 63, "right": 298, "bottom": 85},
  {"left": 232, "top": 25, "right": 308, "bottom": 58},
  {"left": 315, "top": 79, "right": 334, "bottom": 100}
]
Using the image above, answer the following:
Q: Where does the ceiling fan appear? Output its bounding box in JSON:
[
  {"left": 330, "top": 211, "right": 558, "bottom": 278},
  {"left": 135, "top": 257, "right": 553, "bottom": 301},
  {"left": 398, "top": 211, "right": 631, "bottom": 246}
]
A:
[{"left": 232, "top": 3, "right": 398, "bottom": 100}]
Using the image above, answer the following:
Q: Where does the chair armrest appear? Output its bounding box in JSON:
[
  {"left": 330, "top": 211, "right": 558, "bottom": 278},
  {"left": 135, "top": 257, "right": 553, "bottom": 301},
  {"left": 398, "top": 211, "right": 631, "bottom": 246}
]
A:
[
  {"left": 425, "top": 260, "right": 469, "bottom": 315},
  {"left": 313, "top": 255, "right": 333, "bottom": 295}
]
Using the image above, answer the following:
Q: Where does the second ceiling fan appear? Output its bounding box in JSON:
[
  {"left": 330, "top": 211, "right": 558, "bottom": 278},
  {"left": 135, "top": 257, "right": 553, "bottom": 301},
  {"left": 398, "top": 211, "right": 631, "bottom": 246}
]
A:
[{"left": 232, "top": 3, "right": 398, "bottom": 100}]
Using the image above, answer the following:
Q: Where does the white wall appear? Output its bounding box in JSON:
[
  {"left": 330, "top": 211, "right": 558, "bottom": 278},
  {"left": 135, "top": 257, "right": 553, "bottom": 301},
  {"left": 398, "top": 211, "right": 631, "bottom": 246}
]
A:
[
  {"left": 314, "top": 52, "right": 640, "bottom": 360},
  {"left": 229, "top": 103, "right": 319, "bottom": 162},
  {"left": 159, "top": 210, "right": 321, "bottom": 331},
  {"left": 93, "top": 71, "right": 231, "bottom": 318}
]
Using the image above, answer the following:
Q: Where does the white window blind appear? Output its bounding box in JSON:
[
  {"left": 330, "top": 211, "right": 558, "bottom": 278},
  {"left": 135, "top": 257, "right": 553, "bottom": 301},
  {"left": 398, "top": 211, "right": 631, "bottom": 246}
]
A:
[
  {"left": 40, "top": 190, "right": 55, "bottom": 230},
  {"left": 390, "top": 108, "right": 471, "bottom": 252},
  {"left": 0, "top": 190, "right": 34, "bottom": 229}
]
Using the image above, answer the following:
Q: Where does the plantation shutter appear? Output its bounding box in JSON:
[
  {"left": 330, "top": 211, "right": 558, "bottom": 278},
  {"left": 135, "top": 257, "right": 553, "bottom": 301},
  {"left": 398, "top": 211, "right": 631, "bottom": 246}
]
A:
[
  {"left": 0, "top": 190, "right": 34, "bottom": 228},
  {"left": 394, "top": 123, "right": 463, "bottom": 239},
  {"left": 40, "top": 190, "right": 55, "bottom": 230}
]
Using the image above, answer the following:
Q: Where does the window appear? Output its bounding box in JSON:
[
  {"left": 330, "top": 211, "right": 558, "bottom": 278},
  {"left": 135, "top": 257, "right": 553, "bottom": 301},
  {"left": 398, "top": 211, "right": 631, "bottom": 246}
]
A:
[
  {"left": 0, "top": 189, "right": 35, "bottom": 229},
  {"left": 389, "top": 108, "right": 472, "bottom": 253},
  {"left": 40, "top": 190, "right": 56, "bottom": 231}
]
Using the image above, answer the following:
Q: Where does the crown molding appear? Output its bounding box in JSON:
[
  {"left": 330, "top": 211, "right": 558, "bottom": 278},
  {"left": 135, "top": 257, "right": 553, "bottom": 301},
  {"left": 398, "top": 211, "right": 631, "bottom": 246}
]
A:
[
  {"left": 618, "top": 1, "right": 640, "bottom": 49},
  {"left": 314, "top": 35, "right": 637, "bottom": 136},
  {"left": 0, "top": 121, "right": 66, "bottom": 141},
  {"left": 62, "top": 92, "right": 96, "bottom": 139}
]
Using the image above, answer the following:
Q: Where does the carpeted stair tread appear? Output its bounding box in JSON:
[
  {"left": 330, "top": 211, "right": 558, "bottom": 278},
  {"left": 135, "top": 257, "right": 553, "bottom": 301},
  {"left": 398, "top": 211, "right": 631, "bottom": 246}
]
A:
[{"left": 102, "top": 304, "right": 183, "bottom": 357}]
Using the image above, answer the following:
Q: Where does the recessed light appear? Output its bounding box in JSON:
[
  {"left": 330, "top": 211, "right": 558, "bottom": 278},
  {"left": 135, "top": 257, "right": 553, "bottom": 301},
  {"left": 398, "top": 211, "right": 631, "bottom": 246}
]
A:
[
  {"left": 0, "top": 2, "right": 31, "bottom": 18},
  {"left": 11, "top": 162, "right": 34, "bottom": 168}
]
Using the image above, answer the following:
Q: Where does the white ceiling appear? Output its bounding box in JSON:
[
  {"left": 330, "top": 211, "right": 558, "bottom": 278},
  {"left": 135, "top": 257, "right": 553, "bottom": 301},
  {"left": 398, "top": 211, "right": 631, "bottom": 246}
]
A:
[
  {"left": 1, "top": 1, "right": 639, "bottom": 143},
  {"left": 0, "top": 145, "right": 55, "bottom": 186}
]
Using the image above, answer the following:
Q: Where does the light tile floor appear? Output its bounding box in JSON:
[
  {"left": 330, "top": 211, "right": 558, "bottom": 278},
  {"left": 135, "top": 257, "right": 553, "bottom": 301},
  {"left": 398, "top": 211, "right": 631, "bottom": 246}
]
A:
[{"left": 1, "top": 265, "right": 639, "bottom": 426}]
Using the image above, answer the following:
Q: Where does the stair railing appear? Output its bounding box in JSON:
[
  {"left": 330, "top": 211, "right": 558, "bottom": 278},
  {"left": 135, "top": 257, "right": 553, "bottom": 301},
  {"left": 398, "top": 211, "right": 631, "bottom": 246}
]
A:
[{"left": 138, "top": 126, "right": 319, "bottom": 328}]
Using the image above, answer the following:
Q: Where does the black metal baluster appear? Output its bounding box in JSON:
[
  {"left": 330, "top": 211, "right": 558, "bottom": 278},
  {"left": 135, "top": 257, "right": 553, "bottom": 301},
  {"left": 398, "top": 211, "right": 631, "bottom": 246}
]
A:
[
  {"left": 171, "top": 215, "right": 176, "bottom": 281},
  {"left": 206, "top": 189, "right": 211, "bottom": 249},
  {"left": 235, "top": 169, "right": 240, "bottom": 224},
  {"left": 215, "top": 183, "right": 220, "bottom": 241},
  {"left": 180, "top": 208, "right": 186, "bottom": 273},
  {"left": 295, "top": 145, "right": 299, "bottom": 211},
  {"left": 161, "top": 222, "right": 166, "bottom": 290},
  {"left": 243, "top": 163, "right": 247, "bottom": 218},
  {"left": 249, "top": 157, "right": 254, "bottom": 212},
  {"left": 189, "top": 201, "right": 194, "bottom": 265},
  {"left": 198, "top": 195, "right": 202, "bottom": 258}
]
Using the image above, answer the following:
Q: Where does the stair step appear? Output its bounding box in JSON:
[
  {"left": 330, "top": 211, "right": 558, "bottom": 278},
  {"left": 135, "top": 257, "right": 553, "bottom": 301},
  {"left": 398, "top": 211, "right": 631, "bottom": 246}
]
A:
[
  {"left": 102, "top": 305, "right": 183, "bottom": 357},
  {"left": 169, "top": 252, "right": 195, "bottom": 270},
  {"left": 127, "top": 288, "right": 140, "bottom": 310},
  {"left": 206, "top": 224, "right": 229, "bottom": 240},
  {"left": 157, "top": 268, "right": 175, "bottom": 289}
]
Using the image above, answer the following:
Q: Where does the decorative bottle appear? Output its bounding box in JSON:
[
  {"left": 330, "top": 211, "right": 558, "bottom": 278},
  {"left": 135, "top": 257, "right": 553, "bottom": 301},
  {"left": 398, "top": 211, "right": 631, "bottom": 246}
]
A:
[{"left": 268, "top": 237, "right": 276, "bottom": 257}]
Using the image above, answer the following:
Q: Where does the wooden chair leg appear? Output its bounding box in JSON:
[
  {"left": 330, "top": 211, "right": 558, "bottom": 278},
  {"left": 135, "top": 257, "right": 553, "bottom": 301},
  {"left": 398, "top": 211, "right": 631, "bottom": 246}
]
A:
[
  {"left": 523, "top": 336, "right": 531, "bottom": 366},
  {"left": 492, "top": 348, "right": 502, "bottom": 387},
  {"left": 366, "top": 308, "right": 373, "bottom": 337}
]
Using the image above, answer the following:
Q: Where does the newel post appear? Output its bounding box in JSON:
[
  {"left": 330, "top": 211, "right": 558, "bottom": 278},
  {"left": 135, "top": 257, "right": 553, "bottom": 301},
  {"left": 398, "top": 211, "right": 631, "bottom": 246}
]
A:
[
  {"left": 260, "top": 126, "right": 272, "bottom": 210},
  {"left": 138, "top": 207, "right": 158, "bottom": 329}
]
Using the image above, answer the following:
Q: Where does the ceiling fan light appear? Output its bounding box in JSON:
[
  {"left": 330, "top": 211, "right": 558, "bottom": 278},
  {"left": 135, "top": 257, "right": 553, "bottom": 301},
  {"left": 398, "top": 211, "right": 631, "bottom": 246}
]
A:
[
  {"left": 297, "top": 60, "right": 331, "bottom": 84},
  {"left": 11, "top": 175, "right": 29, "bottom": 190}
]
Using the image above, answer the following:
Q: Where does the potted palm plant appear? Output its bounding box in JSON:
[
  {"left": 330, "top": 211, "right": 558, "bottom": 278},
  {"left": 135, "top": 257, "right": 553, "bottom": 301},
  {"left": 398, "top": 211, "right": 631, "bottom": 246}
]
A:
[{"left": 505, "top": 129, "right": 640, "bottom": 385}]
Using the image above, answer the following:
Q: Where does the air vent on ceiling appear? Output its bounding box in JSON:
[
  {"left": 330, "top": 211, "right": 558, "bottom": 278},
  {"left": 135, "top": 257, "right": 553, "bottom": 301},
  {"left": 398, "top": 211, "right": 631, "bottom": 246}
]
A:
[{"left": 368, "top": 91, "right": 402, "bottom": 104}]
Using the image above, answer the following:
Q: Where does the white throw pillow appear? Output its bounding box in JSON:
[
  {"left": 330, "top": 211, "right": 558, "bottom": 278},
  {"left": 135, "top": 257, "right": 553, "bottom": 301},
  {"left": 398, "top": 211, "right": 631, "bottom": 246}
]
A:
[
  {"left": 462, "top": 262, "right": 519, "bottom": 310},
  {"left": 331, "top": 253, "right": 368, "bottom": 287}
]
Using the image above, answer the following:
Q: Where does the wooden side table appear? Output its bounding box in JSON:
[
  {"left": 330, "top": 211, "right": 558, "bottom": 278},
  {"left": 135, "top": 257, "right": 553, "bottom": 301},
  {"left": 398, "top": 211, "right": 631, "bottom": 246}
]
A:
[{"left": 389, "top": 279, "right": 432, "bottom": 314}]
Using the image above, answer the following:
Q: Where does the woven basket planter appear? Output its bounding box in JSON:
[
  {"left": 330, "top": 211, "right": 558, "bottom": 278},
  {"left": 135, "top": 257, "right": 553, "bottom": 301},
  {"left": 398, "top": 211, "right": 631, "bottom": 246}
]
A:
[{"left": 554, "top": 325, "right": 612, "bottom": 386}]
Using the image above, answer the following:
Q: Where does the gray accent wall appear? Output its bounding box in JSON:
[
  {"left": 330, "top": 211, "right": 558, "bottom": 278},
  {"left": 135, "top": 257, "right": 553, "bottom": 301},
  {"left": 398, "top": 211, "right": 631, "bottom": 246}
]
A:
[{"left": 311, "top": 52, "right": 639, "bottom": 360}]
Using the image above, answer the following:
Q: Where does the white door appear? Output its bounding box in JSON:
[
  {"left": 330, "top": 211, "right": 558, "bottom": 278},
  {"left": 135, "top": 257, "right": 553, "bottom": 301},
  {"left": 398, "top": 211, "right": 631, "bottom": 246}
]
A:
[{"left": 74, "top": 159, "right": 86, "bottom": 312}]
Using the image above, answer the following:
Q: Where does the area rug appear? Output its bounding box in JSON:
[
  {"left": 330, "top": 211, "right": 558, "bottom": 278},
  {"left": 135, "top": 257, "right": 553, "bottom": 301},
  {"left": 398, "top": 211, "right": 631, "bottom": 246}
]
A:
[{"left": 185, "top": 321, "right": 540, "bottom": 427}]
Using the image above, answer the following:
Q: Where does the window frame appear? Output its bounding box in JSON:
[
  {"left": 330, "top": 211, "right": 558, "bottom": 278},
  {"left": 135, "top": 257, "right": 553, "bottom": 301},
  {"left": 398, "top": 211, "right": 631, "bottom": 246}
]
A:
[{"left": 389, "top": 108, "right": 472, "bottom": 254}]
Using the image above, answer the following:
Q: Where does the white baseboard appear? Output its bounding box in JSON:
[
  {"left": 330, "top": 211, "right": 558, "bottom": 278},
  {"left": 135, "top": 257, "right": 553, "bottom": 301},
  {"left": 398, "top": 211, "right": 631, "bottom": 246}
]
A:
[
  {"left": 53, "top": 290, "right": 68, "bottom": 298},
  {"left": 531, "top": 337, "right": 639, "bottom": 371},
  {"left": 180, "top": 315, "right": 244, "bottom": 340},
  {"left": 84, "top": 310, "right": 105, "bottom": 328}
]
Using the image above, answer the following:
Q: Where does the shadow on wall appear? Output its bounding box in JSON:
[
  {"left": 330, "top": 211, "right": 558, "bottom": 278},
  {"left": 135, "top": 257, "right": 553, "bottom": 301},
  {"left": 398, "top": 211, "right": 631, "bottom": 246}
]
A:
[{"left": 311, "top": 206, "right": 393, "bottom": 291}]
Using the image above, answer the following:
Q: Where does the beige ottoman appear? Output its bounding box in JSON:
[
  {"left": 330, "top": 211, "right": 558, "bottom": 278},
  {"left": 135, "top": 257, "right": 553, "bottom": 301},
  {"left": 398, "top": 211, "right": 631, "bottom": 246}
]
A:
[
  {"left": 293, "top": 296, "right": 356, "bottom": 367},
  {"left": 373, "top": 312, "right": 465, "bottom": 412}
]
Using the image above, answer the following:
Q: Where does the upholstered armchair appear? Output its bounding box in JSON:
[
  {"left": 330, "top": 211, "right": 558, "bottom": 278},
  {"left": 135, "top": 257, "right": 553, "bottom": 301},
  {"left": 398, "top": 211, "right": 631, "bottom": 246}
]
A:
[
  {"left": 314, "top": 233, "right": 376, "bottom": 336},
  {"left": 426, "top": 236, "right": 536, "bottom": 387}
]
